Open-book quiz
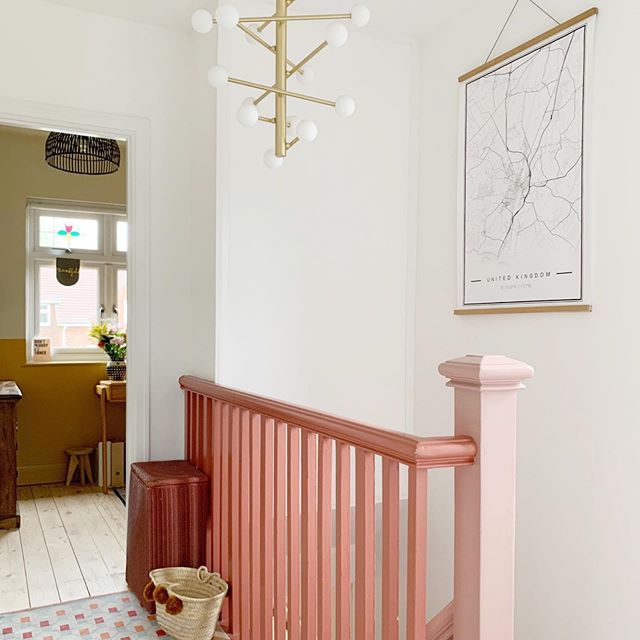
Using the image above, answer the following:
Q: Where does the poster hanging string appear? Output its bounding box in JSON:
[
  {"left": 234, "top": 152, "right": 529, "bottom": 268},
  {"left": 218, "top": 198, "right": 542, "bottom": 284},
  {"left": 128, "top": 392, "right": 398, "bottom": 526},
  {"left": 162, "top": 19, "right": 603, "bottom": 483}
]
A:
[{"left": 485, "top": 0, "right": 561, "bottom": 63}]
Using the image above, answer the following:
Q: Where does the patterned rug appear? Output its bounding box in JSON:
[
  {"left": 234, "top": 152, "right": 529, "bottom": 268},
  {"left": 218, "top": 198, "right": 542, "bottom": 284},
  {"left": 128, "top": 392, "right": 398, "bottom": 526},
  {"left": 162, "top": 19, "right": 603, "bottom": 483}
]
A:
[{"left": 0, "top": 592, "right": 227, "bottom": 639}]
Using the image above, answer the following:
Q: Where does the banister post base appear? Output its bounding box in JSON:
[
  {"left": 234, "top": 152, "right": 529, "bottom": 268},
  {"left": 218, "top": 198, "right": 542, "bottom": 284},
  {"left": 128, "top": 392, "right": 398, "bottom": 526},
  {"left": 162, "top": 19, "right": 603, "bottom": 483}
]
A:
[{"left": 439, "top": 355, "right": 534, "bottom": 640}]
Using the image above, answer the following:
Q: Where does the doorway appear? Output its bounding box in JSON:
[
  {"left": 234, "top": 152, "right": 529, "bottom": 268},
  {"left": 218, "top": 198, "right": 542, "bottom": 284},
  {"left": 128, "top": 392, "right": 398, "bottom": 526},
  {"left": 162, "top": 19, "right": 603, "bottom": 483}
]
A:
[{"left": 0, "top": 100, "right": 150, "bottom": 612}]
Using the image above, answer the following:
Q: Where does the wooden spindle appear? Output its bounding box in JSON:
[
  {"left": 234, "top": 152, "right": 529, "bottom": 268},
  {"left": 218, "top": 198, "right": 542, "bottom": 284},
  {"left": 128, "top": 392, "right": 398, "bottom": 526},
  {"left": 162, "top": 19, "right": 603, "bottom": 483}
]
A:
[
  {"left": 239, "top": 410, "right": 251, "bottom": 634},
  {"left": 288, "top": 426, "right": 301, "bottom": 640},
  {"left": 219, "top": 403, "right": 231, "bottom": 626},
  {"left": 261, "top": 417, "right": 275, "bottom": 638},
  {"left": 250, "top": 413, "right": 263, "bottom": 636},
  {"left": 355, "top": 449, "right": 375, "bottom": 640},
  {"left": 382, "top": 458, "right": 400, "bottom": 640},
  {"left": 230, "top": 406, "right": 241, "bottom": 631},
  {"left": 204, "top": 397, "right": 213, "bottom": 570},
  {"left": 190, "top": 392, "right": 198, "bottom": 463},
  {"left": 184, "top": 390, "right": 191, "bottom": 459},
  {"left": 317, "top": 436, "right": 333, "bottom": 640},
  {"left": 335, "top": 442, "right": 351, "bottom": 640},
  {"left": 301, "top": 430, "right": 318, "bottom": 639},
  {"left": 274, "top": 421, "right": 288, "bottom": 639},
  {"left": 212, "top": 400, "right": 223, "bottom": 574},
  {"left": 406, "top": 466, "right": 428, "bottom": 640},
  {"left": 196, "top": 393, "right": 205, "bottom": 469}
]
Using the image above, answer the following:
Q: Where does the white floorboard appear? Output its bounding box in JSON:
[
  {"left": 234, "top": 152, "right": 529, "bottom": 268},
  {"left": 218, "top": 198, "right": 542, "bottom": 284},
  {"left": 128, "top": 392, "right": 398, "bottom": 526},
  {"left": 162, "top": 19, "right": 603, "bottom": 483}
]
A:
[{"left": 0, "top": 484, "right": 127, "bottom": 614}]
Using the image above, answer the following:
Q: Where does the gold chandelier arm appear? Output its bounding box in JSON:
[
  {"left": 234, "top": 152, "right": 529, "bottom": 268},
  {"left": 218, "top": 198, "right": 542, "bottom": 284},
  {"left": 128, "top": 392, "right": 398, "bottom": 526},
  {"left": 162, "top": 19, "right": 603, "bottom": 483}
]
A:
[
  {"left": 214, "top": 13, "right": 352, "bottom": 25},
  {"left": 228, "top": 77, "right": 336, "bottom": 107},
  {"left": 256, "top": 0, "right": 296, "bottom": 32},
  {"left": 249, "top": 41, "right": 328, "bottom": 105},
  {"left": 286, "top": 137, "right": 300, "bottom": 150},
  {"left": 287, "top": 41, "right": 328, "bottom": 77},
  {"left": 258, "top": 116, "right": 276, "bottom": 124},
  {"left": 238, "top": 24, "right": 275, "bottom": 52},
  {"left": 237, "top": 24, "right": 303, "bottom": 73}
]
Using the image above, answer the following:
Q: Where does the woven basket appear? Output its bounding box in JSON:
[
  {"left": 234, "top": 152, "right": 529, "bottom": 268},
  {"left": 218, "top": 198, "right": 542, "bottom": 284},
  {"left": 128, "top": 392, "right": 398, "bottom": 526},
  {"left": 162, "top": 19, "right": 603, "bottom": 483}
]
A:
[{"left": 148, "top": 566, "right": 228, "bottom": 640}]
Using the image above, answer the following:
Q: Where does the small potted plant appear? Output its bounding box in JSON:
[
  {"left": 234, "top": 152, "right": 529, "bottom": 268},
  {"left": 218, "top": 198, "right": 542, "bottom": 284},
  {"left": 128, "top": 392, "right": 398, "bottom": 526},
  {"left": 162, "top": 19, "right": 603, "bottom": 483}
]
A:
[{"left": 90, "top": 321, "right": 127, "bottom": 381}]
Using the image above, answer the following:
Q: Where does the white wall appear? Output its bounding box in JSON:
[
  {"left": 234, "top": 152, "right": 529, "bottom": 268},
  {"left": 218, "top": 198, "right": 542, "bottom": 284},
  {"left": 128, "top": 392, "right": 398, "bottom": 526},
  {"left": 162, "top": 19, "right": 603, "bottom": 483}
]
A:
[
  {"left": 0, "top": 0, "right": 217, "bottom": 459},
  {"left": 216, "top": 1, "right": 418, "bottom": 430},
  {"left": 416, "top": 2, "right": 640, "bottom": 638}
]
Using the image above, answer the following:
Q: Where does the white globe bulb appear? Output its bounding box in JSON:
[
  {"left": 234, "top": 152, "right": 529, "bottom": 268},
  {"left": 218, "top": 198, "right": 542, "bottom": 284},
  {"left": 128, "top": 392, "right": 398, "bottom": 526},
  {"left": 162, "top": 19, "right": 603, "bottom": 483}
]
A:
[
  {"left": 191, "top": 9, "right": 213, "bottom": 33},
  {"left": 350, "top": 4, "right": 370, "bottom": 27},
  {"left": 296, "top": 66, "right": 315, "bottom": 85},
  {"left": 237, "top": 103, "right": 259, "bottom": 127},
  {"left": 287, "top": 115, "right": 301, "bottom": 134},
  {"left": 335, "top": 95, "right": 356, "bottom": 117},
  {"left": 297, "top": 120, "right": 318, "bottom": 142},
  {"left": 242, "top": 97, "right": 256, "bottom": 107},
  {"left": 215, "top": 4, "right": 240, "bottom": 29},
  {"left": 263, "top": 148, "right": 285, "bottom": 169},
  {"left": 326, "top": 22, "right": 349, "bottom": 47},
  {"left": 207, "top": 66, "right": 229, "bottom": 89}
]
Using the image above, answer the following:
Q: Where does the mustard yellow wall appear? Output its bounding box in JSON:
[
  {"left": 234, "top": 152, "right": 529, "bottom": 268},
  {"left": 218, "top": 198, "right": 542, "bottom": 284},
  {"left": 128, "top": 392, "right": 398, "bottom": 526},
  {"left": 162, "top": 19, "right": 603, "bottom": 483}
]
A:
[{"left": 0, "top": 126, "right": 126, "bottom": 484}]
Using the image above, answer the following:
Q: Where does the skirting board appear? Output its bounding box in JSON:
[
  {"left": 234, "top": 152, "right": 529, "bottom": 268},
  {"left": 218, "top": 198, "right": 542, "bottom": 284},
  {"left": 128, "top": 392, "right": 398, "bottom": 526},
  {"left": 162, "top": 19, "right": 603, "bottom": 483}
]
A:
[
  {"left": 454, "top": 304, "right": 592, "bottom": 316},
  {"left": 18, "top": 463, "right": 67, "bottom": 486}
]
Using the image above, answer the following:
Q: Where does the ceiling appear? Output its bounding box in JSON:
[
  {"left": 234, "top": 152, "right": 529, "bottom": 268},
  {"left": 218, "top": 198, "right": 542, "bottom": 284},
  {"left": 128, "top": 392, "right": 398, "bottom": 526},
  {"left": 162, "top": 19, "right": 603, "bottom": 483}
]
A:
[{"left": 40, "top": 0, "right": 488, "bottom": 40}]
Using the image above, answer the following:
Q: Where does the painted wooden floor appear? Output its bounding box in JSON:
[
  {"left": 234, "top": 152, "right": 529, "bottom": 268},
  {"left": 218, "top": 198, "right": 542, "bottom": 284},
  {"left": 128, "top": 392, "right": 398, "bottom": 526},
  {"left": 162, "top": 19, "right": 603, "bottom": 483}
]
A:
[{"left": 0, "top": 484, "right": 127, "bottom": 615}]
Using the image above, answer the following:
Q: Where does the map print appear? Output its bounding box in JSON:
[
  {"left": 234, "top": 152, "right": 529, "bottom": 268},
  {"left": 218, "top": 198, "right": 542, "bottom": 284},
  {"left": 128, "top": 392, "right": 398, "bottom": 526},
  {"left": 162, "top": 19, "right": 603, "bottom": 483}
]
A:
[{"left": 463, "top": 27, "right": 585, "bottom": 305}]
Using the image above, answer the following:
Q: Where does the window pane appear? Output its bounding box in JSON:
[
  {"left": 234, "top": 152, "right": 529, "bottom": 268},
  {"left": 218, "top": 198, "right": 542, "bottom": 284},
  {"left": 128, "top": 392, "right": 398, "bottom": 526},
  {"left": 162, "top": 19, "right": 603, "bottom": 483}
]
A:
[
  {"left": 39, "top": 215, "right": 99, "bottom": 251},
  {"left": 37, "top": 264, "right": 100, "bottom": 349},
  {"left": 39, "top": 303, "right": 51, "bottom": 326},
  {"left": 116, "top": 220, "right": 128, "bottom": 252}
]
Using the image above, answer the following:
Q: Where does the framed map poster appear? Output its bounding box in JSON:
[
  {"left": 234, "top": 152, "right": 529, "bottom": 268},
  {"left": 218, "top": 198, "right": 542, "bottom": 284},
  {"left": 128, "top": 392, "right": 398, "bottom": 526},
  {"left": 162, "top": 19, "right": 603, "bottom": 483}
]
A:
[{"left": 456, "top": 9, "right": 597, "bottom": 314}]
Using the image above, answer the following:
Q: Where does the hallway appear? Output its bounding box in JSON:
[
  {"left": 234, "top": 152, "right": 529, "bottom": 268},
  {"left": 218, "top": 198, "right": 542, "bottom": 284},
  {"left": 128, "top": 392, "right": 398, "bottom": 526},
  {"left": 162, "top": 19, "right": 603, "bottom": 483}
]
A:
[{"left": 0, "top": 485, "right": 126, "bottom": 614}]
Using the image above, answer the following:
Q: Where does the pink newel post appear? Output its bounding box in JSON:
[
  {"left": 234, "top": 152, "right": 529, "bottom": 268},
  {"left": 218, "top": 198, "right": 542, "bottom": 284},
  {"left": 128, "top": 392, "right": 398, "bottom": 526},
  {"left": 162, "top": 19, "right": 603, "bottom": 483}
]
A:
[{"left": 438, "top": 355, "right": 534, "bottom": 640}]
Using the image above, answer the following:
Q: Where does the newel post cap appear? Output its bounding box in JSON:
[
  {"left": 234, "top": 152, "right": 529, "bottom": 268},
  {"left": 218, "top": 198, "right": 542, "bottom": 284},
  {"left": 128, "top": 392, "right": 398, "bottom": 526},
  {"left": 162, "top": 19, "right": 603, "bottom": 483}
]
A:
[{"left": 438, "top": 354, "right": 534, "bottom": 391}]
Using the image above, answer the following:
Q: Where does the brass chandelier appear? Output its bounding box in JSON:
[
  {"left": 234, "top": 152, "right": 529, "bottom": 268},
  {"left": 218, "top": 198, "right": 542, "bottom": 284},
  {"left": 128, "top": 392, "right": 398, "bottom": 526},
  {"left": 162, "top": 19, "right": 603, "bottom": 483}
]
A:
[{"left": 192, "top": 2, "right": 370, "bottom": 168}]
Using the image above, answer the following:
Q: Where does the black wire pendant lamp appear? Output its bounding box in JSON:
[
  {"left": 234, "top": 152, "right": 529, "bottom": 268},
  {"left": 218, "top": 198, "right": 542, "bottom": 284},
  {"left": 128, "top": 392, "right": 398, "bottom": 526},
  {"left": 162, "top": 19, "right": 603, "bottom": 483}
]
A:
[{"left": 45, "top": 132, "right": 120, "bottom": 175}]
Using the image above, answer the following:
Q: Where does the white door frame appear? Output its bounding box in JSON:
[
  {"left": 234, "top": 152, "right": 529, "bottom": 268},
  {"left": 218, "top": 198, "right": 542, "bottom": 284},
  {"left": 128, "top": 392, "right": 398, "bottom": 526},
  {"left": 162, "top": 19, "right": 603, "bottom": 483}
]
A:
[{"left": 0, "top": 96, "right": 151, "bottom": 473}]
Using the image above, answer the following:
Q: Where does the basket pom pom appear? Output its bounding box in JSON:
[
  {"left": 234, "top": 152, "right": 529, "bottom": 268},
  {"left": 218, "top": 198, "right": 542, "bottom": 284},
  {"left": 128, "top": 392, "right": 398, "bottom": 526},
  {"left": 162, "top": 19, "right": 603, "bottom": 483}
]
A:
[
  {"left": 143, "top": 581, "right": 156, "bottom": 602},
  {"left": 165, "top": 596, "right": 184, "bottom": 615},
  {"left": 153, "top": 586, "right": 170, "bottom": 605}
]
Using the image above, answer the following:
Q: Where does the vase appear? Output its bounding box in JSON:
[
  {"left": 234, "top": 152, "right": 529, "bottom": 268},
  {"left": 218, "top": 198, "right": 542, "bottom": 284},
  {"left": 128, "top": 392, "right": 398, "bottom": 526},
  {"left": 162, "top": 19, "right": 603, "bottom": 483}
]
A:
[{"left": 106, "top": 358, "right": 127, "bottom": 382}]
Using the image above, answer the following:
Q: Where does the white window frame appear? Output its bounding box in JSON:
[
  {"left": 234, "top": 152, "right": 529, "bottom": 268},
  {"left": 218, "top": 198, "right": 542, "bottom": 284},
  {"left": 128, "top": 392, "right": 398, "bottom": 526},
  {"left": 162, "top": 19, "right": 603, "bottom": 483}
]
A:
[{"left": 26, "top": 199, "right": 127, "bottom": 362}]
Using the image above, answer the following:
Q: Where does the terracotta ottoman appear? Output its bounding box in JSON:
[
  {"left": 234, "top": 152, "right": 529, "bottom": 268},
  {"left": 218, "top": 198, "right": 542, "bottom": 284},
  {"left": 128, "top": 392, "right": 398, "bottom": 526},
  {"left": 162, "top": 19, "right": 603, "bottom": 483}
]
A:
[{"left": 126, "top": 460, "right": 209, "bottom": 611}]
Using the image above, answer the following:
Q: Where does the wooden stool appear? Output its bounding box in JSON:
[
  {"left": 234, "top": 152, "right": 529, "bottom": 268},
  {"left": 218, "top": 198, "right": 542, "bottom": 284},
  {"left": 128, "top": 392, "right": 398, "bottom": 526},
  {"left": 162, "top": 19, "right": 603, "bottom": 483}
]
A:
[{"left": 65, "top": 447, "right": 94, "bottom": 486}]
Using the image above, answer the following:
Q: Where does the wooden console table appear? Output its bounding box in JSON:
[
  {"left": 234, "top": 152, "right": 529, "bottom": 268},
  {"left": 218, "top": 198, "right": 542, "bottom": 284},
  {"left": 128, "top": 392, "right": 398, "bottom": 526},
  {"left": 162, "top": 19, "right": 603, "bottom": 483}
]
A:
[
  {"left": 0, "top": 381, "right": 22, "bottom": 529},
  {"left": 95, "top": 380, "right": 126, "bottom": 494}
]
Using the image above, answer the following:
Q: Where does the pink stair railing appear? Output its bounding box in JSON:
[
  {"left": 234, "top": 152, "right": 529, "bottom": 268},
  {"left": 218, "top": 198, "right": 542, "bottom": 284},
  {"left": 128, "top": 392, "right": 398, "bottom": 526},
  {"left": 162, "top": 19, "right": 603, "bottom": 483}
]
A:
[{"left": 180, "top": 354, "right": 533, "bottom": 640}]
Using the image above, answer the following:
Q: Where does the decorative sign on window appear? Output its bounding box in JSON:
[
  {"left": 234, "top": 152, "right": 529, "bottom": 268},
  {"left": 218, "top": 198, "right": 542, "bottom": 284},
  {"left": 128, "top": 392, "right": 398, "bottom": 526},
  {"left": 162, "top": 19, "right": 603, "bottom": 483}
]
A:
[
  {"left": 32, "top": 337, "right": 52, "bottom": 362},
  {"left": 56, "top": 257, "right": 80, "bottom": 286}
]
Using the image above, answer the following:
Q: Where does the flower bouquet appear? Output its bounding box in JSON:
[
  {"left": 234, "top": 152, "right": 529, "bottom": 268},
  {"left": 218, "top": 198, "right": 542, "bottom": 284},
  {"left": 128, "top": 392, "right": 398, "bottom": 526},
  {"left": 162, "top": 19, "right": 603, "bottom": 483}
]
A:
[{"left": 90, "top": 321, "right": 127, "bottom": 381}]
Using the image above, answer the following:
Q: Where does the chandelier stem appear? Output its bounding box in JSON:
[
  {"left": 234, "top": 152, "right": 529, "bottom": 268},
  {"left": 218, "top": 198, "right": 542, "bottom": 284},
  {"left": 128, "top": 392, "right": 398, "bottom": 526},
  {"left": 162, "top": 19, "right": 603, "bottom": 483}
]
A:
[{"left": 275, "top": 0, "right": 288, "bottom": 157}]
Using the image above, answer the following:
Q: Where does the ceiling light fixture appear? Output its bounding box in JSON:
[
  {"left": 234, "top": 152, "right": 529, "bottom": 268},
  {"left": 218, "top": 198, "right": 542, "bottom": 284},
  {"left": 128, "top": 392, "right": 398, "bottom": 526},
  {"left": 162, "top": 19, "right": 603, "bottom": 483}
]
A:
[
  {"left": 192, "top": 1, "right": 370, "bottom": 168},
  {"left": 45, "top": 132, "right": 120, "bottom": 175}
]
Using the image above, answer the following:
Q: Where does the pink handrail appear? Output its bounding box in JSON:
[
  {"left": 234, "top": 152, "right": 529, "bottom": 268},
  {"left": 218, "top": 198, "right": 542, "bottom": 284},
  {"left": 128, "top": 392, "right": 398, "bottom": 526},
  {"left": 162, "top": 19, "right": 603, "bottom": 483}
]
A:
[{"left": 179, "top": 376, "right": 477, "bottom": 468}]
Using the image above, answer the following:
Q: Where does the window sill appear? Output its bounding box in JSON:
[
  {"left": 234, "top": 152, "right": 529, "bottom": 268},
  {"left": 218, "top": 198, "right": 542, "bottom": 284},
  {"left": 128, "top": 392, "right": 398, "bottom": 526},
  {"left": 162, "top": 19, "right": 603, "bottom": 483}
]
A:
[{"left": 23, "top": 360, "right": 108, "bottom": 367}]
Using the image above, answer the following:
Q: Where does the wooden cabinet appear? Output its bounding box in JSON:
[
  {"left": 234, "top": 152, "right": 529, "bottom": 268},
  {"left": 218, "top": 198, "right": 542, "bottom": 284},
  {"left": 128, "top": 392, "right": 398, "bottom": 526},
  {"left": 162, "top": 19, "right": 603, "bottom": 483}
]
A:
[{"left": 0, "top": 381, "right": 21, "bottom": 530}]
